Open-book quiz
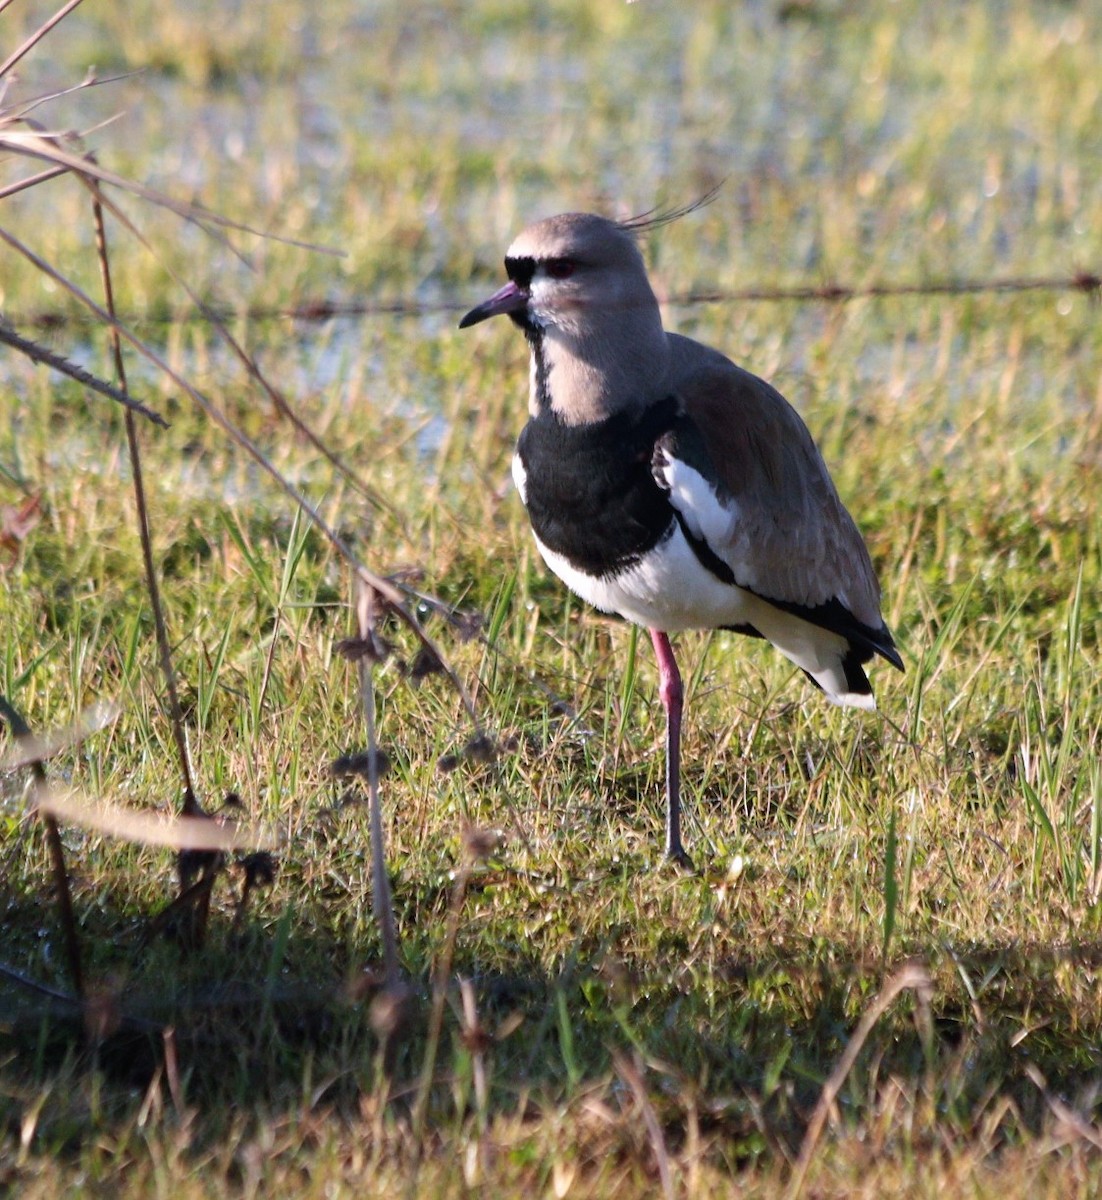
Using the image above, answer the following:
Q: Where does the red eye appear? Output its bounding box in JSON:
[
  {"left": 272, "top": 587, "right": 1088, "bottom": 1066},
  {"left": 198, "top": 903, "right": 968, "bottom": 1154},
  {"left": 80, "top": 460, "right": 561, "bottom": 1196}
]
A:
[{"left": 545, "top": 258, "right": 576, "bottom": 279}]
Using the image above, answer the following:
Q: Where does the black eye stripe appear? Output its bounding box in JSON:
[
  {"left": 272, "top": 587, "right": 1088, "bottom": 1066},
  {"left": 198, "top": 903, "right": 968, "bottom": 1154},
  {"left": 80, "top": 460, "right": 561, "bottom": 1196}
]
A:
[
  {"left": 505, "top": 254, "right": 581, "bottom": 287},
  {"left": 505, "top": 255, "right": 536, "bottom": 289}
]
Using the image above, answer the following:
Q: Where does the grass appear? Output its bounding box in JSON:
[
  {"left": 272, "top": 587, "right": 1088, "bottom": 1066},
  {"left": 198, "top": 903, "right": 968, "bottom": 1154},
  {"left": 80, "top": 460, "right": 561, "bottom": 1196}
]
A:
[{"left": 2, "top": 0, "right": 1102, "bottom": 1195}]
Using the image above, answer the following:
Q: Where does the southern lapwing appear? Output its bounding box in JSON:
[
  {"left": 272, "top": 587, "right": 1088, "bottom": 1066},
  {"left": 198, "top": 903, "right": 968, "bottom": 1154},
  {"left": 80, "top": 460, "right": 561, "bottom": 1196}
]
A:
[{"left": 459, "top": 210, "right": 903, "bottom": 866}]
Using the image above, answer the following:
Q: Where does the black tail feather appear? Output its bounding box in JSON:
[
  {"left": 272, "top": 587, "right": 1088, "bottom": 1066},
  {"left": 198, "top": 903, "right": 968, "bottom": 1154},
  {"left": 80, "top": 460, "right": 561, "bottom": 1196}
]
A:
[{"left": 759, "top": 594, "right": 903, "bottom": 673}]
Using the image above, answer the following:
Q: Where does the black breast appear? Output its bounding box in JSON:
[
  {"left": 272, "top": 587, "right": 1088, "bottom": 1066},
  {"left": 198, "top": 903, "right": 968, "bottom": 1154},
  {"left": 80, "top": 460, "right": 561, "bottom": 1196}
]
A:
[{"left": 516, "top": 396, "right": 681, "bottom": 578}]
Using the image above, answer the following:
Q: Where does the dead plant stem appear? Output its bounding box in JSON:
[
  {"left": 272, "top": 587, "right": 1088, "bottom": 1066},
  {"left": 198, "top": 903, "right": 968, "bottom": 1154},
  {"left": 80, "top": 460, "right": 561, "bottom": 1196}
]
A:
[
  {"left": 359, "top": 658, "right": 399, "bottom": 984},
  {"left": 89, "top": 184, "right": 197, "bottom": 813},
  {"left": 787, "top": 962, "right": 933, "bottom": 1199},
  {"left": 0, "top": 0, "right": 85, "bottom": 79}
]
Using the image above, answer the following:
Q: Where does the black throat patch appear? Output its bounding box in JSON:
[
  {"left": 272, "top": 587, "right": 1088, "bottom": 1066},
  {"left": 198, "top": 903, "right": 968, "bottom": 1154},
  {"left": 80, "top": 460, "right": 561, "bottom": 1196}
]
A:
[
  {"left": 524, "top": 326, "right": 552, "bottom": 413},
  {"left": 515, "top": 397, "right": 682, "bottom": 579}
]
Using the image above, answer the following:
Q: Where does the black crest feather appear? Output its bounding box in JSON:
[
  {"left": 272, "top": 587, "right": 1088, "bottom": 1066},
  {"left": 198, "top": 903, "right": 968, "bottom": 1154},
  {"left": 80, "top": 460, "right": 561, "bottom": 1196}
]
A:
[{"left": 616, "top": 183, "right": 724, "bottom": 236}]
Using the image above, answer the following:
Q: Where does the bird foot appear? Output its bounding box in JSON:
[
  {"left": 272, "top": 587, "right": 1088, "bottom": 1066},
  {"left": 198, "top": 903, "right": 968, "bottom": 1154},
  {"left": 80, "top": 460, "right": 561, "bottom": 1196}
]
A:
[{"left": 664, "top": 843, "right": 696, "bottom": 872}]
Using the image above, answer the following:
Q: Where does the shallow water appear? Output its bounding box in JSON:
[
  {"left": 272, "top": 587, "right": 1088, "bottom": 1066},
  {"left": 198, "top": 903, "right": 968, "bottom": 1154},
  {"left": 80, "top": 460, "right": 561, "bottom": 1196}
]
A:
[{"left": 1, "top": 0, "right": 1099, "bottom": 483}]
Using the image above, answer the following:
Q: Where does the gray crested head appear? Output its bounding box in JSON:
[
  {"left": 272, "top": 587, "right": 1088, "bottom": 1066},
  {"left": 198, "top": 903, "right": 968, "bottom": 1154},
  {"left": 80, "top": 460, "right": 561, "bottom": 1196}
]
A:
[{"left": 459, "top": 212, "right": 672, "bottom": 424}]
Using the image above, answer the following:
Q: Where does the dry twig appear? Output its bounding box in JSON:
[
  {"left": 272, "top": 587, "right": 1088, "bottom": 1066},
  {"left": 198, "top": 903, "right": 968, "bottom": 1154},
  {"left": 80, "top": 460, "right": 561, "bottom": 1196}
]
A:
[
  {"left": 352, "top": 580, "right": 401, "bottom": 987},
  {"left": 786, "top": 961, "right": 933, "bottom": 1199},
  {"left": 0, "top": 697, "right": 86, "bottom": 995},
  {"left": 89, "top": 177, "right": 199, "bottom": 816},
  {"left": 614, "top": 1052, "right": 676, "bottom": 1200}
]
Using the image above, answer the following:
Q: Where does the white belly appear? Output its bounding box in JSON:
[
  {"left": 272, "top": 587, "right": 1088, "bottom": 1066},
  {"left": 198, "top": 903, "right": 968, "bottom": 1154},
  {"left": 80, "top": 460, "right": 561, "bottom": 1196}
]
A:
[
  {"left": 532, "top": 523, "right": 756, "bottom": 632},
  {"left": 530, "top": 522, "right": 874, "bottom": 709}
]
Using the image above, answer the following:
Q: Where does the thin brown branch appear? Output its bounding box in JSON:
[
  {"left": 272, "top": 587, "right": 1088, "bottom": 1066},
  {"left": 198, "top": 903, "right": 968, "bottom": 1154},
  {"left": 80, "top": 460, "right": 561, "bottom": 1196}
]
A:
[
  {"left": 1025, "top": 1063, "right": 1102, "bottom": 1152},
  {"left": 39, "top": 813, "right": 84, "bottom": 995},
  {"left": 2, "top": 68, "right": 145, "bottom": 122},
  {"left": 0, "top": 163, "right": 69, "bottom": 200},
  {"left": 0, "top": 128, "right": 341, "bottom": 256},
  {"left": 0, "top": 962, "right": 169, "bottom": 1035},
  {"left": 0, "top": 698, "right": 119, "bottom": 770},
  {"left": 355, "top": 581, "right": 400, "bottom": 987},
  {"left": 139, "top": 873, "right": 219, "bottom": 950},
  {"left": 614, "top": 1052, "right": 676, "bottom": 1200},
  {"left": 78, "top": 177, "right": 402, "bottom": 524},
  {"left": 0, "top": 0, "right": 86, "bottom": 79},
  {"left": 787, "top": 962, "right": 933, "bottom": 1199},
  {"left": 0, "top": 697, "right": 84, "bottom": 997},
  {"left": 0, "top": 960, "right": 85, "bottom": 1006},
  {"left": 458, "top": 976, "right": 489, "bottom": 1127},
  {"left": 36, "top": 787, "right": 277, "bottom": 851},
  {"left": 90, "top": 180, "right": 198, "bottom": 813}
]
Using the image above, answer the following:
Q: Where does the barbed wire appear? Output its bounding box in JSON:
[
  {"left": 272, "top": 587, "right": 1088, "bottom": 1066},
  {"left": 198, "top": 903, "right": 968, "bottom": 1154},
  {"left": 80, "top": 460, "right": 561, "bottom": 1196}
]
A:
[
  {"left": 0, "top": 319, "right": 167, "bottom": 424},
  {"left": 5, "top": 268, "right": 1100, "bottom": 332},
  {"left": 682, "top": 269, "right": 1102, "bottom": 305}
]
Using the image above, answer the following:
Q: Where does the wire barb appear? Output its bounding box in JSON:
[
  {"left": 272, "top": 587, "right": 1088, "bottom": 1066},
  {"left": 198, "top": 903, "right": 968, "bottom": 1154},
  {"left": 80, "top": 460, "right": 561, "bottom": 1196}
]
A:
[{"left": 0, "top": 320, "right": 168, "bottom": 426}]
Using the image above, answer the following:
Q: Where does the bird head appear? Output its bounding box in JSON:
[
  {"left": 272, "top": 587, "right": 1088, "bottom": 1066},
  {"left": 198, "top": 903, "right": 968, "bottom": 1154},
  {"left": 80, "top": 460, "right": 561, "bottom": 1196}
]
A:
[
  {"left": 459, "top": 213, "right": 657, "bottom": 337},
  {"left": 459, "top": 212, "right": 672, "bottom": 420}
]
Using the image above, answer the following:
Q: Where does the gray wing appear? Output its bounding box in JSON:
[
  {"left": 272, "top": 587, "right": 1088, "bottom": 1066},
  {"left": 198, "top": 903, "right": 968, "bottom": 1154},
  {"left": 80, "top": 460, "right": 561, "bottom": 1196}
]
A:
[{"left": 658, "top": 342, "right": 887, "bottom": 634}]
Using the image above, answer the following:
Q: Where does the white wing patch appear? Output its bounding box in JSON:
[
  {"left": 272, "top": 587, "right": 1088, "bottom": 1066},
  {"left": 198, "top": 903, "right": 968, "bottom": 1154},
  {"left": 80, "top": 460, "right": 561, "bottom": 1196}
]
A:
[
  {"left": 526, "top": 492, "right": 876, "bottom": 710},
  {"left": 658, "top": 447, "right": 855, "bottom": 614},
  {"left": 511, "top": 453, "right": 528, "bottom": 505},
  {"left": 656, "top": 454, "right": 740, "bottom": 548}
]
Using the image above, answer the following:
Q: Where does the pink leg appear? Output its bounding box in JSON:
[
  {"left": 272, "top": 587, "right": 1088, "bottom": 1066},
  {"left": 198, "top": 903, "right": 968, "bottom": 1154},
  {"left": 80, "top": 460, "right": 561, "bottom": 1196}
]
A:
[{"left": 649, "top": 629, "right": 691, "bottom": 867}]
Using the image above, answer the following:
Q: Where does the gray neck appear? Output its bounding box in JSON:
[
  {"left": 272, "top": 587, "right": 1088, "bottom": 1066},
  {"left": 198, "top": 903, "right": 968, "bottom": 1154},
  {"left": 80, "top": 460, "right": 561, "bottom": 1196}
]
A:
[{"left": 528, "top": 307, "right": 671, "bottom": 425}]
